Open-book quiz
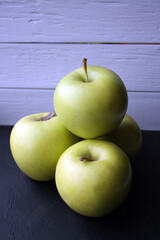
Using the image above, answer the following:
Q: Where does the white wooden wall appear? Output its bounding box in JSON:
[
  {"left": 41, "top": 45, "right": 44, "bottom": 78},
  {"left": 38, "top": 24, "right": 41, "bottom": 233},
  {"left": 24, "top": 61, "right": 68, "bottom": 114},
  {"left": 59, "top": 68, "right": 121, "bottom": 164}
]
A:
[{"left": 0, "top": 0, "right": 160, "bottom": 129}]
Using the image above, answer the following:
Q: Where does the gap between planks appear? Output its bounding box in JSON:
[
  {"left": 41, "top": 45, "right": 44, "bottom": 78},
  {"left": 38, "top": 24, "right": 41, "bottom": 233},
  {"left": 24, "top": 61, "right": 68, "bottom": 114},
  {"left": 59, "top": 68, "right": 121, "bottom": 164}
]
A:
[
  {"left": 0, "top": 87, "right": 159, "bottom": 94},
  {"left": 0, "top": 42, "right": 160, "bottom": 45}
]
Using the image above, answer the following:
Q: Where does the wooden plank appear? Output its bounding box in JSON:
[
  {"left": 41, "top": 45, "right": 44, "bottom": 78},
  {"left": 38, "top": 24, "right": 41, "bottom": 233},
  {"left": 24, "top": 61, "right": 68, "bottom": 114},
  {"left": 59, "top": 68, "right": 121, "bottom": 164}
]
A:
[
  {"left": 0, "top": 44, "right": 160, "bottom": 92},
  {"left": 127, "top": 92, "right": 160, "bottom": 131},
  {"left": 0, "top": 0, "right": 160, "bottom": 42},
  {"left": 0, "top": 88, "right": 159, "bottom": 130},
  {"left": 0, "top": 89, "right": 54, "bottom": 126}
]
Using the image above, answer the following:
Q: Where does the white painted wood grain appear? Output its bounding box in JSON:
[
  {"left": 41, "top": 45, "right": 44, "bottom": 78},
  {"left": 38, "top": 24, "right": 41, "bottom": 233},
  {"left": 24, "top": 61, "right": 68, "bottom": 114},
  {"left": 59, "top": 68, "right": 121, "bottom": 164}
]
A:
[
  {"left": 0, "top": 44, "right": 160, "bottom": 92},
  {"left": 0, "top": 0, "right": 159, "bottom": 42},
  {"left": 0, "top": 89, "right": 54, "bottom": 126},
  {"left": 0, "top": 89, "right": 159, "bottom": 130}
]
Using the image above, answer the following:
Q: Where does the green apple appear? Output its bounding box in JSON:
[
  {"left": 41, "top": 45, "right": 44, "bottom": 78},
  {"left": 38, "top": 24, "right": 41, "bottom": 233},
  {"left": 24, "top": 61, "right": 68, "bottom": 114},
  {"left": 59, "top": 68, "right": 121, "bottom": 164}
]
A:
[
  {"left": 54, "top": 59, "right": 128, "bottom": 139},
  {"left": 98, "top": 114, "right": 142, "bottom": 159},
  {"left": 55, "top": 140, "right": 132, "bottom": 217},
  {"left": 10, "top": 112, "right": 79, "bottom": 181}
]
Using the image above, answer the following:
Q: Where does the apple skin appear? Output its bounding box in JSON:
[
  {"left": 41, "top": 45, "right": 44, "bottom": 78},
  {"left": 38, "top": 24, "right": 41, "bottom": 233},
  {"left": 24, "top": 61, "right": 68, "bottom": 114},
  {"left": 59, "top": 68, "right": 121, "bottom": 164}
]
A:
[
  {"left": 55, "top": 140, "right": 132, "bottom": 217},
  {"left": 10, "top": 113, "right": 80, "bottom": 181},
  {"left": 98, "top": 114, "right": 142, "bottom": 159},
  {"left": 54, "top": 66, "right": 128, "bottom": 139}
]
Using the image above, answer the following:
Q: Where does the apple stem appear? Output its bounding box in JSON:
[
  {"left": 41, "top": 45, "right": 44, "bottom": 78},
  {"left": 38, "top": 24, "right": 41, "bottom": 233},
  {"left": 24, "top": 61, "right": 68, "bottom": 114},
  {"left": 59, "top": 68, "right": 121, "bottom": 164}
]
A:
[
  {"left": 83, "top": 58, "right": 88, "bottom": 83},
  {"left": 40, "top": 109, "right": 56, "bottom": 121},
  {"left": 80, "top": 156, "right": 90, "bottom": 161},
  {"left": 80, "top": 156, "right": 86, "bottom": 161}
]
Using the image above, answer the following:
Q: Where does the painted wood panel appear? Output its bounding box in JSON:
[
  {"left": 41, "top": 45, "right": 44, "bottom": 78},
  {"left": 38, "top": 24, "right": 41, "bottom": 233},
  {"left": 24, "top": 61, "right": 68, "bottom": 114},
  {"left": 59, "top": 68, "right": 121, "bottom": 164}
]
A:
[
  {"left": 0, "top": 0, "right": 160, "bottom": 42},
  {"left": 0, "top": 44, "right": 160, "bottom": 92},
  {"left": 0, "top": 89, "right": 159, "bottom": 130}
]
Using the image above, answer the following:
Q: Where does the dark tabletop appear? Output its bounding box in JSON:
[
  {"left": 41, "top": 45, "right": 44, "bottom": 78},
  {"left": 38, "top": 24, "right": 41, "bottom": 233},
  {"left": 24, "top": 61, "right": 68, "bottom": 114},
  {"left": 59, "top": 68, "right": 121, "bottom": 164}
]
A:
[{"left": 0, "top": 126, "right": 160, "bottom": 240}]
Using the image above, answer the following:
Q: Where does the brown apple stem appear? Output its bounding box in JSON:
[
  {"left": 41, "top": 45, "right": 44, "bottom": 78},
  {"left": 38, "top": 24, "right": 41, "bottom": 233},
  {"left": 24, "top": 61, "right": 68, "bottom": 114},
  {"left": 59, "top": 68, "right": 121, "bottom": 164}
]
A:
[
  {"left": 80, "top": 155, "right": 97, "bottom": 162},
  {"left": 80, "top": 156, "right": 90, "bottom": 161},
  {"left": 40, "top": 109, "right": 56, "bottom": 121},
  {"left": 80, "top": 156, "right": 86, "bottom": 161},
  {"left": 83, "top": 58, "right": 88, "bottom": 83}
]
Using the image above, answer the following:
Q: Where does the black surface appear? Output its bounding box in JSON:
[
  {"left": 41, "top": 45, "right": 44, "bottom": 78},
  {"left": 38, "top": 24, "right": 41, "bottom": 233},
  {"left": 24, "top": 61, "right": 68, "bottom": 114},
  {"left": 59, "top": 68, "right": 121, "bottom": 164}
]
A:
[{"left": 0, "top": 126, "right": 160, "bottom": 240}]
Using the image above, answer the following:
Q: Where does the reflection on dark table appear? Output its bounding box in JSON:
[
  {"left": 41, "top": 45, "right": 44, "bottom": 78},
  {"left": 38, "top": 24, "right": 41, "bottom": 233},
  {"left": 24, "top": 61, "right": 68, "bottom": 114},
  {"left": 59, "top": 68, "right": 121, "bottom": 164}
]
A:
[{"left": 0, "top": 126, "right": 160, "bottom": 240}]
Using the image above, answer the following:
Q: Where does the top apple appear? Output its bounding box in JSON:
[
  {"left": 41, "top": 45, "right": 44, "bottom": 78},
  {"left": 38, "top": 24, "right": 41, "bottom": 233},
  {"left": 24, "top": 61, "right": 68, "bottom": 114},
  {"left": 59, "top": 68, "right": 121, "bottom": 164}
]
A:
[{"left": 54, "top": 59, "right": 128, "bottom": 139}]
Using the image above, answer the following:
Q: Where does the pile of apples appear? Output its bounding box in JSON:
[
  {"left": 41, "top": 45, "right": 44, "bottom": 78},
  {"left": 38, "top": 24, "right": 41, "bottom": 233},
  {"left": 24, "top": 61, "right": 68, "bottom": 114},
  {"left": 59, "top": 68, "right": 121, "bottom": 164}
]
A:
[{"left": 10, "top": 59, "right": 142, "bottom": 217}]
